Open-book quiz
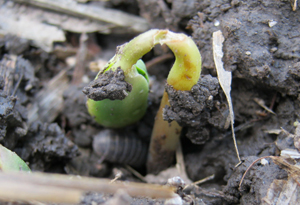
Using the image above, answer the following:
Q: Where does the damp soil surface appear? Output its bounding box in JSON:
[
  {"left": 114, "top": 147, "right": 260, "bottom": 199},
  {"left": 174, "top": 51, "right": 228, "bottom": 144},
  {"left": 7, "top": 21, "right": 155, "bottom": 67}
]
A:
[{"left": 1, "top": 0, "right": 300, "bottom": 204}]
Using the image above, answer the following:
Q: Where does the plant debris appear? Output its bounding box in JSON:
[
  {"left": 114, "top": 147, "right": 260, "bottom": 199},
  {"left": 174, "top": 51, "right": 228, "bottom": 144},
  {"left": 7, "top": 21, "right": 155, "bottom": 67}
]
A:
[{"left": 213, "top": 30, "right": 240, "bottom": 162}]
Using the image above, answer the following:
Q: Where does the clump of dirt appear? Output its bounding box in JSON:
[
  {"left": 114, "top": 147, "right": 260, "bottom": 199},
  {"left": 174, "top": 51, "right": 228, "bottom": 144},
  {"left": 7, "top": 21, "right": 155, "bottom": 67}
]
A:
[
  {"left": 0, "top": 92, "right": 17, "bottom": 142},
  {"left": 189, "top": 0, "right": 300, "bottom": 97},
  {"left": 64, "top": 85, "right": 92, "bottom": 128},
  {"left": 0, "top": 35, "right": 30, "bottom": 55},
  {"left": 63, "top": 84, "right": 96, "bottom": 147},
  {"left": 83, "top": 67, "right": 132, "bottom": 101},
  {"left": 164, "top": 74, "right": 223, "bottom": 144},
  {"left": 0, "top": 56, "right": 37, "bottom": 149},
  {"left": 223, "top": 156, "right": 288, "bottom": 204},
  {"left": 0, "top": 56, "right": 79, "bottom": 172},
  {"left": 15, "top": 121, "right": 79, "bottom": 171}
]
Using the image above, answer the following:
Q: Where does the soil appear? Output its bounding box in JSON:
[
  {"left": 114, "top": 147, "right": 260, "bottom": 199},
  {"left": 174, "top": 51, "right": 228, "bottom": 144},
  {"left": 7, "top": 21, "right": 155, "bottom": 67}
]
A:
[
  {"left": 83, "top": 68, "right": 132, "bottom": 101},
  {"left": 0, "top": 0, "right": 300, "bottom": 205}
]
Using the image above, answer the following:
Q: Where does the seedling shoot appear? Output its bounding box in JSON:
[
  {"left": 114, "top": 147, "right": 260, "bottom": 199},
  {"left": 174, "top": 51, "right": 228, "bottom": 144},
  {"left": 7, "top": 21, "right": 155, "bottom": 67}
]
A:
[{"left": 84, "top": 29, "right": 201, "bottom": 172}]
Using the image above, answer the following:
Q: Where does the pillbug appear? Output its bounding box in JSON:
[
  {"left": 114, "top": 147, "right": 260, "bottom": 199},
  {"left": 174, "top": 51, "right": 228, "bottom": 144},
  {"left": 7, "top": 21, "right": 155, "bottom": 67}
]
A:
[{"left": 93, "top": 129, "right": 148, "bottom": 167}]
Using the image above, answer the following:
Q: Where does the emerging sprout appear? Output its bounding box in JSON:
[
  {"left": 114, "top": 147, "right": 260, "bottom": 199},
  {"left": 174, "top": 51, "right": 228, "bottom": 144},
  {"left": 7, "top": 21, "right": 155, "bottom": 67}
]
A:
[
  {"left": 84, "top": 30, "right": 201, "bottom": 172},
  {"left": 85, "top": 29, "right": 200, "bottom": 126},
  {"left": 0, "top": 144, "right": 31, "bottom": 172},
  {"left": 145, "top": 31, "right": 202, "bottom": 173}
]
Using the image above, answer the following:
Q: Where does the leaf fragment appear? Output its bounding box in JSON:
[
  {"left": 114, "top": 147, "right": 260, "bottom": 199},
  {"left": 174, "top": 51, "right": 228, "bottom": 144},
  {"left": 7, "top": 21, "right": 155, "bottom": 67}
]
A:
[{"left": 212, "top": 30, "right": 240, "bottom": 162}]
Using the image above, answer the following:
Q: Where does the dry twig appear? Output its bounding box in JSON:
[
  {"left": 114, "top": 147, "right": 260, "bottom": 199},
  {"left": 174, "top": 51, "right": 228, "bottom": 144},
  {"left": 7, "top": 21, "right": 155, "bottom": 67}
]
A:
[
  {"left": 13, "top": 0, "right": 149, "bottom": 33},
  {"left": 0, "top": 172, "right": 176, "bottom": 204}
]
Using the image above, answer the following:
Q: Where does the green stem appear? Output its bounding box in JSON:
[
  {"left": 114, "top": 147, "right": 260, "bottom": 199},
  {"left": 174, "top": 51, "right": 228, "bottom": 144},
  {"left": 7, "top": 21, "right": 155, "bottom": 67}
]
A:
[
  {"left": 103, "top": 29, "right": 201, "bottom": 87},
  {"left": 101, "top": 29, "right": 159, "bottom": 76}
]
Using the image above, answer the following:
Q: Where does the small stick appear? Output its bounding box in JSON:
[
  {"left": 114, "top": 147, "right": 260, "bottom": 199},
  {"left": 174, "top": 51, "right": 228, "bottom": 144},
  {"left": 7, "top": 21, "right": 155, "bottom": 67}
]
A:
[
  {"left": 72, "top": 33, "right": 88, "bottom": 85},
  {"left": 291, "top": 0, "right": 297, "bottom": 11},
  {"left": 269, "top": 92, "right": 277, "bottom": 110},
  {"left": 0, "top": 172, "right": 176, "bottom": 204},
  {"left": 253, "top": 98, "right": 276, "bottom": 115},
  {"left": 192, "top": 174, "right": 215, "bottom": 186},
  {"left": 13, "top": 0, "right": 149, "bottom": 33},
  {"left": 12, "top": 67, "right": 23, "bottom": 96},
  {"left": 0, "top": 180, "right": 82, "bottom": 204},
  {"left": 110, "top": 171, "right": 122, "bottom": 184},
  {"left": 125, "top": 165, "right": 147, "bottom": 183},
  {"left": 145, "top": 53, "right": 173, "bottom": 70},
  {"left": 183, "top": 174, "right": 215, "bottom": 190},
  {"left": 238, "top": 156, "right": 270, "bottom": 190}
]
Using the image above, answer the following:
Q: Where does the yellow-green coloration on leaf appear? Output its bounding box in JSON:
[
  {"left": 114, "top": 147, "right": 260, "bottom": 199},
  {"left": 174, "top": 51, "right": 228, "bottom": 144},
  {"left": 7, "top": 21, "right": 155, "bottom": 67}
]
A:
[
  {"left": 86, "top": 60, "right": 149, "bottom": 128},
  {"left": 0, "top": 144, "right": 31, "bottom": 172}
]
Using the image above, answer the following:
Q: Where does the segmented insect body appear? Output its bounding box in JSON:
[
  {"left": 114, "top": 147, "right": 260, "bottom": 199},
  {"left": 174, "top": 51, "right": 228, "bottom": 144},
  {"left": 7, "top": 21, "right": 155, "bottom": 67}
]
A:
[{"left": 93, "top": 129, "right": 148, "bottom": 167}]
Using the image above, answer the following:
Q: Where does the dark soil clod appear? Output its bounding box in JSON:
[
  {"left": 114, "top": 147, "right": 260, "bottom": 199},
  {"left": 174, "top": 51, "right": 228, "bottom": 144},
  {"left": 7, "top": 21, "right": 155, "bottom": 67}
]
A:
[
  {"left": 83, "top": 67, "right": 132, "bottom": 101},
  {"left": 164, "top": 74, "right": 222, "bottom": 144}
]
